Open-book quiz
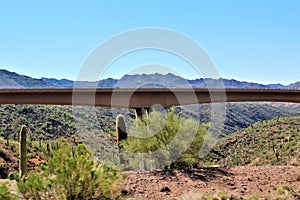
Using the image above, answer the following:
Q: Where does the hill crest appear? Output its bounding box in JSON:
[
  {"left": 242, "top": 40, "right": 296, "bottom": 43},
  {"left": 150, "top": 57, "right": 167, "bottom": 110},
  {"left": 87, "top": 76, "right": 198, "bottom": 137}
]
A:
[{"left": 1, "top": 69, "right": 299, "bottom": 89}]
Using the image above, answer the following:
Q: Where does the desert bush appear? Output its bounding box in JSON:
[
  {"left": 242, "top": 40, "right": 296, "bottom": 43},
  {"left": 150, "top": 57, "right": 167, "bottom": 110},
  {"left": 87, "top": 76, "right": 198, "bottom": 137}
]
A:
[
  {"left": 0, "top": 181, "right": 18, "bottom": 200},
  {"left": 16, "top": 139, "right": 126, "bottom": 200},
  {"left": 122, "top": 108, "right": 209, "bottom": 169},
  {"left": 199, "top": 190, "right": 239, "bottom": 200}
]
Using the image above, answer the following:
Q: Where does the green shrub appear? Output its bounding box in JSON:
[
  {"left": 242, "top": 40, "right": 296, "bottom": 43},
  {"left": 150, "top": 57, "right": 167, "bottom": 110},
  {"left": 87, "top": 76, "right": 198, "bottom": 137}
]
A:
[
  {"left": 0, "top": 181, "right": 18, "bottom": 200},
  {"left": 122, "top": 108, "right": 209, "bottom": 169},
  {"left": 16, "top": 139, "right": 125, "bottom": 200}
]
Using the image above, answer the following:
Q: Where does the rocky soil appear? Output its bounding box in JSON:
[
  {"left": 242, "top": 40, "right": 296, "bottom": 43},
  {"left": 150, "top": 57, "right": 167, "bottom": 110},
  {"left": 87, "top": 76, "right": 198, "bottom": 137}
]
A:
[{"left": 122, "top": 166, "right": 300, "bottom": 199}]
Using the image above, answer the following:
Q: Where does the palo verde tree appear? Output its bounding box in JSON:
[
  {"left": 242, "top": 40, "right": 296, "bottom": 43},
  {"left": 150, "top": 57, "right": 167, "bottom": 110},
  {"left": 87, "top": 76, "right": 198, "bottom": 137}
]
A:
[{"left": 121, "top": 108, "right": 211, "bottom": 170}]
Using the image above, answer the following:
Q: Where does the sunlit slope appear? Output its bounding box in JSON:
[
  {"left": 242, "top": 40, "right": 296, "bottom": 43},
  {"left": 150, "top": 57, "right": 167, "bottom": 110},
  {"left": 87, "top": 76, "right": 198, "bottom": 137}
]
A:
[
  {"left": 1, "top": 103, "right": 300, "bottom": 139},
  {"left": 183, "top": 103, "right": 300, "bottom": 136},
  {"left": 206, "top": 116, "right": 300, "bottom": 166}
]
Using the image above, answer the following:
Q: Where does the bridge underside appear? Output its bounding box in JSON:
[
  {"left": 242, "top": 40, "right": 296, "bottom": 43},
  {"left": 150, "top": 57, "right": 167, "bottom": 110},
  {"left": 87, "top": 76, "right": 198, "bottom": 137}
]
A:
[{"left": 0, "top": 88, "right": 299, "bottom": 110}]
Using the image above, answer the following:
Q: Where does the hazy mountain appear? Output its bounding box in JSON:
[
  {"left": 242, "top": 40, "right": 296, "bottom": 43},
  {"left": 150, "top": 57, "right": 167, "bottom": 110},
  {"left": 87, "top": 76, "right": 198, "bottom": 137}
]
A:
[
  {"left": 41, "top": 77, "right": 74, "bottom": 87},
  {"left": 37, "top": 73, "right": 299, "bottom": 89},
  {"left": 188, "top": 78, "right": 285, "bottom": 89},
  {"left": 114, "top": 73, "right": 188, "bottom": 88},
  {"left": 0, "top": 69, "right": 297, "bottom": 89},
  {"left": 0, "top": 69, "right": 53, "bottom": 88},
  {"left": 97, "top": 78, "right": 118, "bottom": 88},
  {"left": 287, "top": 81, "right": 300, "bottom": 89}
]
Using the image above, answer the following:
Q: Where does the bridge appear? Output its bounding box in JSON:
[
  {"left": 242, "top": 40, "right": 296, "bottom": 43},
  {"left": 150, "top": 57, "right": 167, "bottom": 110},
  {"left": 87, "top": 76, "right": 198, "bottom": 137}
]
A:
[{"left": 0, "top": 88, "right": 299, "bottom": 117}]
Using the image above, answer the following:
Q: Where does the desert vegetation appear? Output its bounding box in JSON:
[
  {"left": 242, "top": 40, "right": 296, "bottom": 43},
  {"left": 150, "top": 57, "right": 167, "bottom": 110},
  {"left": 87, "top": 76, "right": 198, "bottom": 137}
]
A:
[
  {"left": 120, "top": 108, "right": 210, "bottom": 170},
  {"left": 1, "top": 103, "right": 299, "bottom": 141},
  {"left": 205, "top": 116, "right": 300, "bottom": 167},
  {"left": 0, "top": 104, "right": 300, "bottom": 199},
  {"left": 3, "top": 134, "right": 126, "bottom": 200}
]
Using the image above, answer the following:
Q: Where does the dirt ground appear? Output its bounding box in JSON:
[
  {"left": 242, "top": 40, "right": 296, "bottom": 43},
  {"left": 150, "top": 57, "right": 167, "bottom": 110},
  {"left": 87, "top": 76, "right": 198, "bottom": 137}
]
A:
[{"left": 122, "top": 166, "right": 300, "bottom": 199}]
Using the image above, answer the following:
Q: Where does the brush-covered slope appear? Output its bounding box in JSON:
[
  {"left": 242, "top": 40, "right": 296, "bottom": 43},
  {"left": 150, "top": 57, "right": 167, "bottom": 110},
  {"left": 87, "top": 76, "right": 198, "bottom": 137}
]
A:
[
  {"left": 182, "top": 103, "right": 300, "bottom": 136},
  {"left": 1, "top": 103, "right": 299, "bottom": 140},
  {"left": 206, "top": 116, "right": 300, "bottom": 166},
  {"left": 0, "top": 105, "right": 117, "bottom": 154}
]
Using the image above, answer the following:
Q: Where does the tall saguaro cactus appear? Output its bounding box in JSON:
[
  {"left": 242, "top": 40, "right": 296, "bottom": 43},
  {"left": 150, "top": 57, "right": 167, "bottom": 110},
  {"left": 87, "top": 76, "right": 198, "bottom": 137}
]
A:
[
  {"left": 46, "top": 142, "right": 52, "bottom": 156},
  {"left": 116, "top": 114, "right": 127, "bottom": 147},
  {"left": 19, "top": 125, "right": 28, "bottom": 177},
  {"left": 116, "top": 115, "right": 127, "bottom": 164}
]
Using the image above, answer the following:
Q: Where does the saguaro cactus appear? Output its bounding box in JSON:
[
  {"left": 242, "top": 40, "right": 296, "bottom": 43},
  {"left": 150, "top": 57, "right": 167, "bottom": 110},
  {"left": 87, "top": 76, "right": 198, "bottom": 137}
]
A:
[
  {"left": 46, "top": 142, "right": 52, "bottom": 156},
  {"left": 116, "top": 114, "right": 127, "bottom": 147},
  {"left": 5, "top": 131, "right": 9, "bottom": 146},
  {"left": 19, "top": 125, "right": 27, "bottom": 177},
  {"left": 116, "top": 115, "right": 127, "bottom": 164}
]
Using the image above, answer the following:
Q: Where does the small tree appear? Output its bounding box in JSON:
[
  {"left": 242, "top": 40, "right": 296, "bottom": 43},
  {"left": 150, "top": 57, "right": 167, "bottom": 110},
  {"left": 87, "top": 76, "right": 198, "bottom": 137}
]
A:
[{"left": 122, "top": 108, "right": 209, "bottom": 169}]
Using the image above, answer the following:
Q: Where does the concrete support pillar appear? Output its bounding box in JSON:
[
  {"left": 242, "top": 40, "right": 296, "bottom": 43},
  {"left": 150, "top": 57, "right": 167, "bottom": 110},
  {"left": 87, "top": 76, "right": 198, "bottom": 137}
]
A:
[
  {"left": 145, "top": 107, "right": 151, "bottom": 116},
  {"left": 135, "top": 108, "right": 144, "bottom": 119},
  {"left": 135, "top": 107, "right": 152, "bottom": 119}
]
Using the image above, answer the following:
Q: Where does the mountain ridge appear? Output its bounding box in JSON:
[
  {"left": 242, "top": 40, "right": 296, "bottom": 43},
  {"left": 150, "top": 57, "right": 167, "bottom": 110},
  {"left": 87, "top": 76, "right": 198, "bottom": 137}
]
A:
[
  {"left": 0, "top": 69, "right": 53, "bottom": 88},
  {"left": 0, "top": 69, "right": 299, "bottom": 89}
]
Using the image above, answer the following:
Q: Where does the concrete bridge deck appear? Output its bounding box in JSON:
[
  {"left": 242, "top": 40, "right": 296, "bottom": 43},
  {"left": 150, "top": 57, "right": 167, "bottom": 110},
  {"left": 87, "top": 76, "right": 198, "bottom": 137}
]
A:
[{"left": 0, "top": 88, "right": 299, "bottom": 108}]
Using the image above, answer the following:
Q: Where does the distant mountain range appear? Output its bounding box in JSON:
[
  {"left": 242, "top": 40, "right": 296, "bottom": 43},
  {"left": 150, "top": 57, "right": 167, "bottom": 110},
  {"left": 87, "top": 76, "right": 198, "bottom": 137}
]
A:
[
  {"left": 0, "top": 69, "right": 299, "bottom": 89},
  {"left": 1, "top": 68, "right": 299, "bottom": 138}
]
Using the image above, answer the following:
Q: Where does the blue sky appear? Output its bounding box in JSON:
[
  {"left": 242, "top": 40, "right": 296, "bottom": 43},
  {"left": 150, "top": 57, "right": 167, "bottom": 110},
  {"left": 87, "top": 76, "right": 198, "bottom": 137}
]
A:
[{"left": 0, "top": 0, "right": 299, "bottom": 85}]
